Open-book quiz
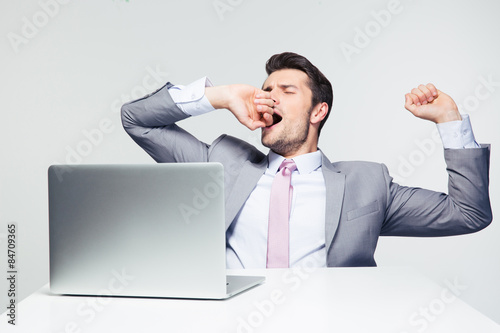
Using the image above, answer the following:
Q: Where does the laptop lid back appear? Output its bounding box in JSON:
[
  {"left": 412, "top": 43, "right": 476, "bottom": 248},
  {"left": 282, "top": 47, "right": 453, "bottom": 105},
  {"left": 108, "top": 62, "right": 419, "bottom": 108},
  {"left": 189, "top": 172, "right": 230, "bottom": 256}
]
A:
[{"left": 48, "top": 163, "right": 227, "bottom": 299}]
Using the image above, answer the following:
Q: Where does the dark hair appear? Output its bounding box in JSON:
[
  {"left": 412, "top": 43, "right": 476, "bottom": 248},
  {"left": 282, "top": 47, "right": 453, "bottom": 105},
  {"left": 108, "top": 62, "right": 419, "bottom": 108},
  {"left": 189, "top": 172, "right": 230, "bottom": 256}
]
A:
[{"left": 265, "top": 52, "right": 333, "bottom": 135}]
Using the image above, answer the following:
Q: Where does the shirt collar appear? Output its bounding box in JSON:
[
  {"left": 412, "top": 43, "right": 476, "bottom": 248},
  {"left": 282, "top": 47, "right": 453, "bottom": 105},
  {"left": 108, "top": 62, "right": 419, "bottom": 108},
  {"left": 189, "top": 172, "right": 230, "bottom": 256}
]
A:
[{"left": 267, "top": 150, "right": 323, "bottom": 175}]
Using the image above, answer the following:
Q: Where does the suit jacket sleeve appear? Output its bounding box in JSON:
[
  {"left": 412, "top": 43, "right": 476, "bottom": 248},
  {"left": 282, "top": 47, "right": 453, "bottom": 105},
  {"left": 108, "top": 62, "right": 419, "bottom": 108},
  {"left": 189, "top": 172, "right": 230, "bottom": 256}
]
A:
[
  {"left": 120, "top": 82, "right": 215, "bottom": 163},
  {"left": 380, "top": 145, "right": 492, "bottom": 236}
]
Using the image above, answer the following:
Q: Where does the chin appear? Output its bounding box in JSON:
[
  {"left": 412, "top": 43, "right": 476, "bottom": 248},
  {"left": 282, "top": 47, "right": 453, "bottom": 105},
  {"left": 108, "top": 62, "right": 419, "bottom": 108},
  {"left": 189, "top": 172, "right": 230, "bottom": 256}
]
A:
[
  {"left": 261, "top": 132, "right": 277, "bottom": 150},
  {"left": 260, "top": 130, "right": 270, "bottom": 146}
]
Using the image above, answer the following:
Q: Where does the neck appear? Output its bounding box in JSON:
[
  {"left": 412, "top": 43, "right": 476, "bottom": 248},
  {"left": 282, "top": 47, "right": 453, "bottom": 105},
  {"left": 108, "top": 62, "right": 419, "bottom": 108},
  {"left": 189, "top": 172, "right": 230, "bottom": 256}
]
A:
[{"left": 275, "top": 142, "right": 318, "bottom": 159}]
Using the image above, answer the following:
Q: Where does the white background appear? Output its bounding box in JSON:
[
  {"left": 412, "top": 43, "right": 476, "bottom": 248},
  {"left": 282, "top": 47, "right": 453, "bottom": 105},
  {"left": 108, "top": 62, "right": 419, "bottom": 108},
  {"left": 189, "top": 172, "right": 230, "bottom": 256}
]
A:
[{"left": 1, "top": 0, "right": 499, "bottom": 324}]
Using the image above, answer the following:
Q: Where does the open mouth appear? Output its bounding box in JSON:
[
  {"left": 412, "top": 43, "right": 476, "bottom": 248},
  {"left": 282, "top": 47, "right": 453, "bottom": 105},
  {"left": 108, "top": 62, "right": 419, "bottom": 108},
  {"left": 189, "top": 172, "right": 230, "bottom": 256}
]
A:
[{"left": 270, "top": 112, "right": 283, "bottom": 127}]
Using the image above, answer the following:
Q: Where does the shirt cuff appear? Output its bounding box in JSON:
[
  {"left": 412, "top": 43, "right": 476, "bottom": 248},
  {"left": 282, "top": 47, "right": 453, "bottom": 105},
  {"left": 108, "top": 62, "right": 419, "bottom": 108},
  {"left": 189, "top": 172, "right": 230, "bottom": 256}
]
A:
[
  {"left": 168, "top": 77, "right": 215, "bottom": 116},
  {"left": 436, "top": 114, "right": 480, "bottom": 149}
]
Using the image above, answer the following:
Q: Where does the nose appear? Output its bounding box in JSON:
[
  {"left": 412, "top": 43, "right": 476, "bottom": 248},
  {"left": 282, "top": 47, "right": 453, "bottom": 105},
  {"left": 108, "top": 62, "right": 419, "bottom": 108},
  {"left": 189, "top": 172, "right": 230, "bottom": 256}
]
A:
[{"left": 269, "top": 90, "right": 280, "bottom": 106}]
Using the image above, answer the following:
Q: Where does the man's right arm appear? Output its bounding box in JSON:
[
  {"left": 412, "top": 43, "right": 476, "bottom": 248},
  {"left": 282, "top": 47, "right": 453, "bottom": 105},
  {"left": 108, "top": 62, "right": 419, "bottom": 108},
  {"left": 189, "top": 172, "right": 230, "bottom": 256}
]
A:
[
  {"left": 121, "top": 79, "right": 275, "bottom": 163},
  {"left": 121, "top": 82, "right": 211, "bottom": 163}
]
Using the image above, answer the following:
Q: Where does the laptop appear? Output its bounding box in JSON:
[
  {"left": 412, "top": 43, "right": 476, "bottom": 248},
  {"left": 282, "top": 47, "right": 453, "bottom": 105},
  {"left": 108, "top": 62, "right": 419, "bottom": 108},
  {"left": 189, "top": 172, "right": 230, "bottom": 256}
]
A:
[{"left": 48, "top": 163, "right": 264, "bottom": 299}]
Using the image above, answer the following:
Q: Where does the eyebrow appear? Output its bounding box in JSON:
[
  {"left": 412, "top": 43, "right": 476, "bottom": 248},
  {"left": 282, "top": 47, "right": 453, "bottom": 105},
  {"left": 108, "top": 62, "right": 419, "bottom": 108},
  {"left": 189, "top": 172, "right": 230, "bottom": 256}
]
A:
[{"left": 262, "top": 84, "right": 299, "bottom": 92}]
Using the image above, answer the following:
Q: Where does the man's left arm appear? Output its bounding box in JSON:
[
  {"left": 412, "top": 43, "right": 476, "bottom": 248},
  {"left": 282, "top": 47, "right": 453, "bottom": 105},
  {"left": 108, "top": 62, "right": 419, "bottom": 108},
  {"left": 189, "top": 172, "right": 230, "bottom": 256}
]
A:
[{"left": 380, "top": 84, "right": 492, "bottom": 236}]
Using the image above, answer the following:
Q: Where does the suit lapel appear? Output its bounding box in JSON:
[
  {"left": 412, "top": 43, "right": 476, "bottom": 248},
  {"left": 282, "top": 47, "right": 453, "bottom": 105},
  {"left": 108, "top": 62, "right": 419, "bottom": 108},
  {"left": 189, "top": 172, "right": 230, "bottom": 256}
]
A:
[
  {"left": 321, "top": 154, "right": 346, "bottom": 252},
  {"left": 224, "top": 158, "right": 267, "bottom": 230}
]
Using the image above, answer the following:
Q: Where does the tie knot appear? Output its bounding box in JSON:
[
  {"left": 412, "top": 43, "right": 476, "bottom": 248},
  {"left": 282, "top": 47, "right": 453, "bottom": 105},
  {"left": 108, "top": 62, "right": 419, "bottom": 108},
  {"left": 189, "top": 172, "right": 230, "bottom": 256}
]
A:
[{"left": 279, "top": 159, "right": 297, "bottom": 174}]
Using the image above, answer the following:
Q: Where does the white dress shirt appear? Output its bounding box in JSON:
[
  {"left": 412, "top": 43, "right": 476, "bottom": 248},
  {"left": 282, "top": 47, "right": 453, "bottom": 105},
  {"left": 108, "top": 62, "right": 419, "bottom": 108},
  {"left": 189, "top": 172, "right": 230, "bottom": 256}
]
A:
[
  {"left": 226, "top": 150, "right": 327, "bottom": 268},
  {"left": 168, "top": 77, "right": 480, "bottom": 268}
]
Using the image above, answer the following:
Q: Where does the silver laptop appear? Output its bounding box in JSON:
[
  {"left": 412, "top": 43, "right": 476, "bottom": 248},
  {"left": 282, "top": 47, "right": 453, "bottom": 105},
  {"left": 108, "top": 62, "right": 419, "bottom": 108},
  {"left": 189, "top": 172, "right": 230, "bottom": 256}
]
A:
[{"left": 48, "top": 163, "right": 264, "bottom": 299}]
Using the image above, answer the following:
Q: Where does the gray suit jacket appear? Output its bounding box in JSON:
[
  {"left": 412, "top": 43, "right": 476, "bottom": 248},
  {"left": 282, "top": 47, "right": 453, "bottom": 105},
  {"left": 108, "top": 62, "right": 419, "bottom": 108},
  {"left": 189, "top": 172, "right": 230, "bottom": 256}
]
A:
[{"left": 121, "top": 82, "right": 492, "bottom": 267}]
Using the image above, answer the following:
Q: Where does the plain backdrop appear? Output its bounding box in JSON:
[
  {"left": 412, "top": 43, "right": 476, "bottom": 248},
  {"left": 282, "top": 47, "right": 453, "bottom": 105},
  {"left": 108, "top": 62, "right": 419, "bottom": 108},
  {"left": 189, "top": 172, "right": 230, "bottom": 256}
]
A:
[{"left": 1, "top": 0, "right": 499, "bottom": 324}]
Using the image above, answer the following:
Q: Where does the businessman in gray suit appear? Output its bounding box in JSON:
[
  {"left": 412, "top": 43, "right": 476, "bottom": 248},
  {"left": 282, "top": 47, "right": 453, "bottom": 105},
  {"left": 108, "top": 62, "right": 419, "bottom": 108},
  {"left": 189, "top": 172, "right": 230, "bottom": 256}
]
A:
[{"left": 121, "top": 52, "right": 492, "bottom": 268}]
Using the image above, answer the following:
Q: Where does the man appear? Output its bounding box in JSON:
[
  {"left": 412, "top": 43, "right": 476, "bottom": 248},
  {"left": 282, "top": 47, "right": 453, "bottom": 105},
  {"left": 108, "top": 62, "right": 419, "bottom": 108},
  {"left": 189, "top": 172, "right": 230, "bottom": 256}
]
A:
[{"left": 121, "top": 52, "right": 492, "bottom": 268}]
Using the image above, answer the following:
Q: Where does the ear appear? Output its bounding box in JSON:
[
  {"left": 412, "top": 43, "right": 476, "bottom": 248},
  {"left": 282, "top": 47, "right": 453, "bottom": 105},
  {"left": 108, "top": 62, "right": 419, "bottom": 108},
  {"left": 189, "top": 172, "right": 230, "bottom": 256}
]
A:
[{"left": 310, "top": 102, "right": 329, "bottom": 125}]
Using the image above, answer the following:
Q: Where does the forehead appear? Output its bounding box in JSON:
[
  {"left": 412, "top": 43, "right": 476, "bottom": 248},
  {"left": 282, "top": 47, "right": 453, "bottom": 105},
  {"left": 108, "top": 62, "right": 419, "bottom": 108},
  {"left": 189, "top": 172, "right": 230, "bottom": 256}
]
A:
[{"left": 262, "top": 68, "right": 310, "bottom": 89}]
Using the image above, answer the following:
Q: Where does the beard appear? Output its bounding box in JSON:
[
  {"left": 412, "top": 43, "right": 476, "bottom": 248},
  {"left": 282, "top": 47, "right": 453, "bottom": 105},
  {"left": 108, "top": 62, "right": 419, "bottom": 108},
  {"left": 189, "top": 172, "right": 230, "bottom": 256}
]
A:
[{"left": 261, "top": 108, "right": 311, "bottom": 157}]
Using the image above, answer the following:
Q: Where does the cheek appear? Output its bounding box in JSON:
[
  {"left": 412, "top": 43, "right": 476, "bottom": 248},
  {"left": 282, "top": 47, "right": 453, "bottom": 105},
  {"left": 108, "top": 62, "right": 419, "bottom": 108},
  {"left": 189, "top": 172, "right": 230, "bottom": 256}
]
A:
[{"left": 285, "top": 103, "right": 309, "bottom": 121}]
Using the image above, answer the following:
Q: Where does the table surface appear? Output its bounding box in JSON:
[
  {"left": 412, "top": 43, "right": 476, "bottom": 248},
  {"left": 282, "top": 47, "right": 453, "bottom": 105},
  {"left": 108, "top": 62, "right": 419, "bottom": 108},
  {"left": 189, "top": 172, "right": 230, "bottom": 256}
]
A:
[{"left": 1, "top": 266, "right": 499, "bottom": 333}]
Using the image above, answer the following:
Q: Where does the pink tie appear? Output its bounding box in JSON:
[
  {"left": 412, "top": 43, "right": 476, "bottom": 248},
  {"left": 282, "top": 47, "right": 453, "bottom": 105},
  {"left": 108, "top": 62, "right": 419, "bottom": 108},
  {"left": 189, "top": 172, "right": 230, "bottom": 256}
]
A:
[{"left": 267, "top": 159, "right": 297, "bottom": 268}]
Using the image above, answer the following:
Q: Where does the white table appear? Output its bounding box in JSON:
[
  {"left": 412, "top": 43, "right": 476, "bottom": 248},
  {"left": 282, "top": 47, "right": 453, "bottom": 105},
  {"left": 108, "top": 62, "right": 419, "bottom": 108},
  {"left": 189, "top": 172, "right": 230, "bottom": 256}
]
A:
[{"left": 1, "top": 267, "right": 499, "bottom": 332}]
